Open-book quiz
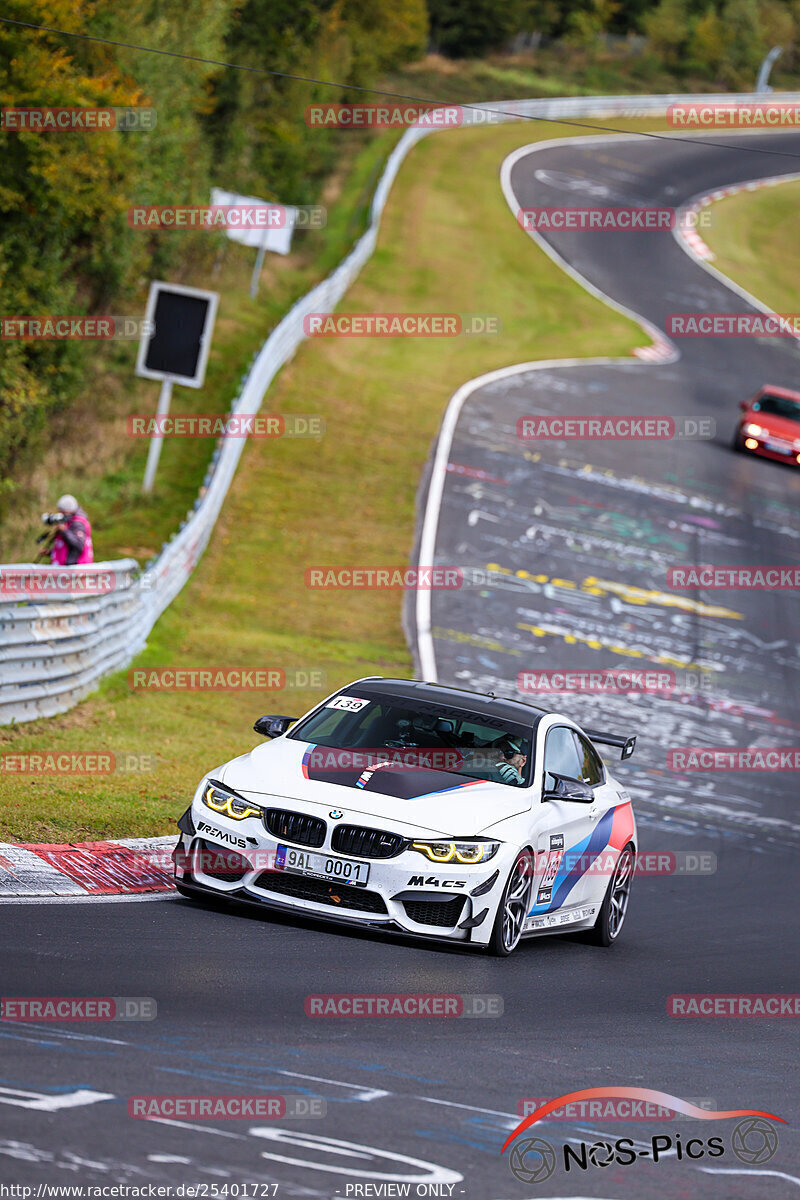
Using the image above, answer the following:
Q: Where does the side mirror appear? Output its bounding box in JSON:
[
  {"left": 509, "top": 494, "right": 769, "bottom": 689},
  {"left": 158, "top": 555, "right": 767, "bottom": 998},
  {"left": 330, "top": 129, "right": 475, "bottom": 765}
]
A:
[
  {"left": 739, "top": 400, "right": 749, "bottom": 411},
  {"left": 543, "top": 773, "right": 593, "bottom": 804},
  {"left": 254, "top": 714, "right": 296, "bottom": 738}
]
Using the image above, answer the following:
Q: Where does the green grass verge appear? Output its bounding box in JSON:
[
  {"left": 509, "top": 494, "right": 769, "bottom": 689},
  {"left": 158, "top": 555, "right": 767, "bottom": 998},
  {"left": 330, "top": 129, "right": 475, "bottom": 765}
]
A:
[
  {"left": 0, "top": 117, "right": 669, "bottom": 843},
  {"left": 702, "top": 178, "right": 800, "bottom": 315}
]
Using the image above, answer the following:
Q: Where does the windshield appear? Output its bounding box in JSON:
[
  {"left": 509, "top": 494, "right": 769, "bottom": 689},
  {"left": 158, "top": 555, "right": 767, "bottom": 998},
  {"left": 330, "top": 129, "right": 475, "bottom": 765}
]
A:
[
  {"left": 753, "top": 394, "right": 800, "bottom": 422},
  {"left": 289, "top": 692, "right": 533, "bottom": 787}
]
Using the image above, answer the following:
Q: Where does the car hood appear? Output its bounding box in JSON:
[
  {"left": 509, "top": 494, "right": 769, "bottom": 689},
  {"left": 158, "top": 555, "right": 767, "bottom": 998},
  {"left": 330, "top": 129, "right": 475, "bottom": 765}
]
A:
[
  {"left": 216, "top": 738, "right": 531, "bottom": 836},
  {"left": 743, "top": 410, "right": 800, "bottom": 441}
]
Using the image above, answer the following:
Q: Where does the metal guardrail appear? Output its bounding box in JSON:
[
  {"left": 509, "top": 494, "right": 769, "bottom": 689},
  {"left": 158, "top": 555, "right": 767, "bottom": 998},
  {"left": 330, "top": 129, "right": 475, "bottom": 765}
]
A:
[{"left": 3, "top": 91, "right": 798, "bottom": 724}]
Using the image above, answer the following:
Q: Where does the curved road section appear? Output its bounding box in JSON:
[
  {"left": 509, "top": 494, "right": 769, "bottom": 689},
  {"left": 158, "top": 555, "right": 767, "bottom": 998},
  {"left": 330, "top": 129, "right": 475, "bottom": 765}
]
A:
[
  {"left": 2, "top": 131, "right": 799, "bottom": 1200},
  {"left": 418, "top": 130, "right": 800, "bottom": 848}
]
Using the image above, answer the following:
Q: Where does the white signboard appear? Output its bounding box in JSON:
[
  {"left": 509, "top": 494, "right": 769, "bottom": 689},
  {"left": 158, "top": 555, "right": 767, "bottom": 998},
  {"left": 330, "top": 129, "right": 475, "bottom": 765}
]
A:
[{"left": 210, "top": 187, "right": 296, "bottom": 256}]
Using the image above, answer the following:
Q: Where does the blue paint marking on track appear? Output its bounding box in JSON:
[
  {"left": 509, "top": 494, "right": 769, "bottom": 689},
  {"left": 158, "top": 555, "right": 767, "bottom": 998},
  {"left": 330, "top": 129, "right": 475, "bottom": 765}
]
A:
[{"left": 0, "top": 1023, "right": 447, "bottom": 1091}]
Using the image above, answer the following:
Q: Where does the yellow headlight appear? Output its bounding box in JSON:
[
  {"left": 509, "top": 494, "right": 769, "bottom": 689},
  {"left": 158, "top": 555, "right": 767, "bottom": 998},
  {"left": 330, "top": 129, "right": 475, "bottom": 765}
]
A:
[
  {"left": 412, "top": 841, "right": 455, "bottom": 862},
  {"left": 204, "top": 784, "right": 261, "bottom": 821},
  {"left": 454, "top": 843, "right": 487, "bottom": 864},
  {"left": 411, "top": 840, "right": 499, "bottom": 864}
]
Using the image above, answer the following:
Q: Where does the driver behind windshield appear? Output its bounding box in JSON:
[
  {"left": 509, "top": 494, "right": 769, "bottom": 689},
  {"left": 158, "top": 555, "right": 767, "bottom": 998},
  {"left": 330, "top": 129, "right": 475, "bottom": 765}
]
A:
[{"left": 495, "top": 738, "right": 528, "bottom": 786}]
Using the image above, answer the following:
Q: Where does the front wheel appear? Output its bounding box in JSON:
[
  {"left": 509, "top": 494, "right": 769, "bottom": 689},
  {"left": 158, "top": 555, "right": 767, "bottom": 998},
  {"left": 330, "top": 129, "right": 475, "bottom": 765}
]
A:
[
  {"left": 488, "top": 850, "right": 533, "bottom": 956},
  {"left": 587, "top": 842, "right": 635, "bottom": 946}
]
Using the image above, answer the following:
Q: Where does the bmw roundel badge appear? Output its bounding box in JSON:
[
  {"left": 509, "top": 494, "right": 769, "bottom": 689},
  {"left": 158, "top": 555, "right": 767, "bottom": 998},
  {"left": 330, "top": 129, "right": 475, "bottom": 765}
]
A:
[{"left": 329, "top": 809, "right": 343, "bottom": 819}]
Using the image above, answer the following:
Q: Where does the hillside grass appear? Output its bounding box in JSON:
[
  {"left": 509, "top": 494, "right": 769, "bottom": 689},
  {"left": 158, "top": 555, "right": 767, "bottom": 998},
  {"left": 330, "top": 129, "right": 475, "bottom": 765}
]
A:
[{"left": 702, "top": 178, "right": 800, "bottom": 315}]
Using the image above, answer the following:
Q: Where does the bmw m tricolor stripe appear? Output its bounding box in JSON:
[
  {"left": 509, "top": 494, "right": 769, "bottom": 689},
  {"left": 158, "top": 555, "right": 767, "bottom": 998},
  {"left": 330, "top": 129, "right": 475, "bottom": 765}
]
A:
[
  {"left": 300, "top": 743, "right": 492, "bottom": 799},
  {"left": 531, "top": 804, "right": 632, "bottom": 913}
]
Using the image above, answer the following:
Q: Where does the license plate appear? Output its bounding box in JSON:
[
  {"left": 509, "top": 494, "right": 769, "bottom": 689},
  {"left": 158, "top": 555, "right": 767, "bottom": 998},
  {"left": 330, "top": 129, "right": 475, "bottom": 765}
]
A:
[
  {"left": 275, "top": 844, "right": 370, "bottom": 887},
  {"left": 766, "top": 440, "right": 792, "bottom": 454}
]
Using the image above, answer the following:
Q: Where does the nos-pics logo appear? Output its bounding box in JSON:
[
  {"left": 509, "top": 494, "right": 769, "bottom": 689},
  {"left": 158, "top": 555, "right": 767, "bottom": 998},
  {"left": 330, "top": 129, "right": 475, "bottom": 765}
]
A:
[{"left": 502, "top": 1089, "right": 783, "bottom": 1184}]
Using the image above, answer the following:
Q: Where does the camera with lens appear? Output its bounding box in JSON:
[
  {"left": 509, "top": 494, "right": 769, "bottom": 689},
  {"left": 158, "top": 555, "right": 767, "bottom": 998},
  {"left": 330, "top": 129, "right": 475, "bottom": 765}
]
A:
[{"left": 41, "top": 511, "right": 66, "bottom": 526}]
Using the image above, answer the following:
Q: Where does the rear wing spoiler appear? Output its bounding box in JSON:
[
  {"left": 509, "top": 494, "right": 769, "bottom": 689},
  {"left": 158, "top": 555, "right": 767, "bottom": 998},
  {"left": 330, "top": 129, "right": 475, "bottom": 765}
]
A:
[{"left": 585, "top": 729, "right": 636, "bottom": 761}]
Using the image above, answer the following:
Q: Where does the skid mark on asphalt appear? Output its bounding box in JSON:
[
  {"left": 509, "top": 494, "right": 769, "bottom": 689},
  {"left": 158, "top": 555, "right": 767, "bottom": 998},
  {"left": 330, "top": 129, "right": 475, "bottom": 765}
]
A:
[
  {"left": 426, "top": 383, "right": 800, "bottom": 845},
  {"left": 699, "top": 1167, "right": 800, "bottom": 1185}
]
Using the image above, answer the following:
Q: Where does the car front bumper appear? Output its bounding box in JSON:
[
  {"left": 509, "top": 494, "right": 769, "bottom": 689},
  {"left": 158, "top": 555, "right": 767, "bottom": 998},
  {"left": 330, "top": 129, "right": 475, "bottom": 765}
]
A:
[
  {"left": 172, "top": 808, "right": 514, "bottom": 947},
  {"left": 739, "top": 431, "right": 800, "bottom": 465}
]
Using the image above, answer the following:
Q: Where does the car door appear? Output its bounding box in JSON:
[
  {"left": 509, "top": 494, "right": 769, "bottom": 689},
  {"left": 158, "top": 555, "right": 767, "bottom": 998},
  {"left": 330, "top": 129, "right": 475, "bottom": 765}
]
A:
[
  {"left": 530, "top": 725, "right": 600, "bottom": 916},
  {"left": 572, "top": 728, "right": 630, "bottom": 909}
]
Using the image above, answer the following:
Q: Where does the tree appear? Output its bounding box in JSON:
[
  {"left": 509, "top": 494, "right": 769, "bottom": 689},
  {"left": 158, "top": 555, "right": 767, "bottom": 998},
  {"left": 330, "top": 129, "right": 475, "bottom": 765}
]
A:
[
  {"left": 0, "top": 0, "right": 144, "bottom": 483},
  {"left": 642, "top": 0, "right": 691, "bottom": 67},
  {"left": 689, "top": 5, "right": 730, "bottom": 75},
  {"left": 427, "top": 0, "right": 524, "bottom": 57},
  {"left": 566, "top": 0, "right": 620, "bottom": 47},
  {"left": 719, "top": 0, "right": 765, "bottom": 83},
  {"left": 0, "top": 0, "right": 233, "bottom": 488}
]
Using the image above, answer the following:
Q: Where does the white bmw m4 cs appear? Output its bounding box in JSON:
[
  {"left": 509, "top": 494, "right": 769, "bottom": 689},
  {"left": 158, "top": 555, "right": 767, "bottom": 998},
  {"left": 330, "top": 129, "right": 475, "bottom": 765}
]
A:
[{"left": 173, "top": 677, "right": 637, "bottom": 955}]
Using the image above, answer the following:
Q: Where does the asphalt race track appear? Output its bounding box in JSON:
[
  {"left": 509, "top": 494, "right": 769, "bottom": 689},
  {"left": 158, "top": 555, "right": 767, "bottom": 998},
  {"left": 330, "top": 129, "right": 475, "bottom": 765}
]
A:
[{"left": 4, "top": 131, "right": 800, "bottom": 1199}]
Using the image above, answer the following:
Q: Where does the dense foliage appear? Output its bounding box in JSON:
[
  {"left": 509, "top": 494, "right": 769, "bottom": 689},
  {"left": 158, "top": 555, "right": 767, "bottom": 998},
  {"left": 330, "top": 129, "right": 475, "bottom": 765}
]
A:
[
  {"left": 3, "top": 0, "right": 800, "bottom": 488},
  {"left": 0, "top": 0, "right": 427, "bottom": 485},
  {"left": 428, "top": 0, "right": 800, "bottom": 73}
]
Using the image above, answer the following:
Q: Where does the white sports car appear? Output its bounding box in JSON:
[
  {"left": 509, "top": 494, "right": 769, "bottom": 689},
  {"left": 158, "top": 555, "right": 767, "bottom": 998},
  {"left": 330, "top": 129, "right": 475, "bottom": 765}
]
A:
[{"left": 173, "top": 677, "right": 637, "bottom": 955}]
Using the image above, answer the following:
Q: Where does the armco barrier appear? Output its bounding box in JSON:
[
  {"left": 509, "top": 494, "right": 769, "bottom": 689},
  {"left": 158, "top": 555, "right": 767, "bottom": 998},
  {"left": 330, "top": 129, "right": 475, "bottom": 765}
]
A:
[{"left": 3, "top": 92, "right": 798, "bottom": 724}]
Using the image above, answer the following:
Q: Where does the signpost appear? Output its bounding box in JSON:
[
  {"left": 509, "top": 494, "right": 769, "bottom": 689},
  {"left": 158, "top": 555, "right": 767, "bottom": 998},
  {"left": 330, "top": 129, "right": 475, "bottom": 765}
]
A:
[
  {"left": 135, "top": 282, "right": 219, "bottom": 493},
  {"left": 210, "top": 188, "right": 296, "bottom": 297}
]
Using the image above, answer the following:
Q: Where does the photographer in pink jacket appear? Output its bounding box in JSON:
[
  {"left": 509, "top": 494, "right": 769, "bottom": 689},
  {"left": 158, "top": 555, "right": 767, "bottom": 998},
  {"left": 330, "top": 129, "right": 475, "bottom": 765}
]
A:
[{"left": 49, "top": 494, "right": 94, "bottom": 566}]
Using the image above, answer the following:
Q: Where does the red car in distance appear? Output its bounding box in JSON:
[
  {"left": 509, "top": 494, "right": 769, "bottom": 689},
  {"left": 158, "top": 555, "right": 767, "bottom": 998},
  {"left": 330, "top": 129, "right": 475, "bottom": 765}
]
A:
[{"left": 734, "top": 385, "right": 800, "bottom": 465}]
